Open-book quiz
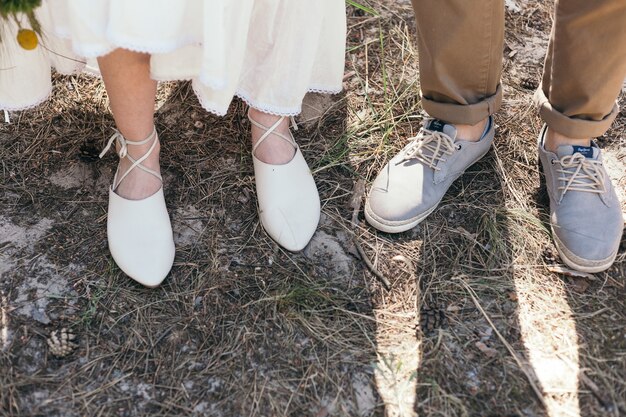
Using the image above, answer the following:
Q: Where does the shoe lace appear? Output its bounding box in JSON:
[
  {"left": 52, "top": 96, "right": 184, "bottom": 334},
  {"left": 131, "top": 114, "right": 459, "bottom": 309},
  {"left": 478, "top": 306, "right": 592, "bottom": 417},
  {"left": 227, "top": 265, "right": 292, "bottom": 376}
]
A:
[
  {"left": 99, "top": 128, "right": 161, "bottom": 191},
  {"left": 396, "top": 128, "right": 458, "bottom": 170},
  {"left": 248, "top": 110, "right": 298, "bottom": 158},
  {"left": 556, "top": 153, "right": 605, "bottom": 201}
]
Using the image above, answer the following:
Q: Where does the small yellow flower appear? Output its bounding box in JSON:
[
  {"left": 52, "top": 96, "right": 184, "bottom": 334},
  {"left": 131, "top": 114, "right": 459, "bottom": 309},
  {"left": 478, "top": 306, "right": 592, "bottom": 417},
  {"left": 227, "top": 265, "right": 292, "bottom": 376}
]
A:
[{"left": 17, "top": 29, "right": 38, "bottom": 50}]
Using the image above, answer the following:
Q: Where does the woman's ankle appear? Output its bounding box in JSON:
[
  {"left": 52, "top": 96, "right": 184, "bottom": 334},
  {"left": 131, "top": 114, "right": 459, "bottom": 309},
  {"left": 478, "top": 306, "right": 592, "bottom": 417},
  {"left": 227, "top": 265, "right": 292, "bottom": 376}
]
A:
[
  {"left": 113, "top": 131, "right": 163, "bottom": 200},
  {"left": 249, "top": 108, "right": 296, "bottom": 165}
]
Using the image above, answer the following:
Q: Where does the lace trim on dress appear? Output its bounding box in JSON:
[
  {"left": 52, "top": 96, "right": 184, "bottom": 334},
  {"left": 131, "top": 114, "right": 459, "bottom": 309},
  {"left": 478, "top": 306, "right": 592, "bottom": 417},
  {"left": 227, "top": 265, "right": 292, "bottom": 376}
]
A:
[
  {"left": 0, "top": 88, "right": 53, "bottom": 112},
  {"left": 190, "top": 81, "right": 230, "bottom": 116},
  {"left": 192, "top": 84, "right": 343, "bottom": 117},
  {"left": 2, "top": 77, "right": 341, "bottom": 115},
  {"left": 306, "top": 85, "right": 344, "bottom": 95},
  {"left": 234, "top": 85, "right": 342, "bottom": 117}
]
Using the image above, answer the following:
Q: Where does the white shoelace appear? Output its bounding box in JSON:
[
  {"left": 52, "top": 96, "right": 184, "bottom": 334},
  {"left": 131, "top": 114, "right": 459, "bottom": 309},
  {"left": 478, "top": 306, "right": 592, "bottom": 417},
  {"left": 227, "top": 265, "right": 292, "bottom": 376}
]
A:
[
  {"left": 99, "top": 128, "right": 161, "bottom": 191},
  {"left": 556, "top": 153, "right": 605, "bottom": 202},
  {"left": 397, "top": 129, "right": 458, "bottom": 170},
  {"left": 248, "top": 112, "right": 298, "bottom": 158}
]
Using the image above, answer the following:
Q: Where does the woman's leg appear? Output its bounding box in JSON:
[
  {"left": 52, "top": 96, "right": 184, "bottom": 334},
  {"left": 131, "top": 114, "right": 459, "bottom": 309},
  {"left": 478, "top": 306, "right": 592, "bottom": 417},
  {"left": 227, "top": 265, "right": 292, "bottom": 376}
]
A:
[
  {"left": 248, "top": 107, "right": 296, "bottom": 164},
  {"left": 97, "top": 49, "right": 174, "bottom": 287},
  {"left": 97, "top": 48, "right": 161, "bottom": 199}
]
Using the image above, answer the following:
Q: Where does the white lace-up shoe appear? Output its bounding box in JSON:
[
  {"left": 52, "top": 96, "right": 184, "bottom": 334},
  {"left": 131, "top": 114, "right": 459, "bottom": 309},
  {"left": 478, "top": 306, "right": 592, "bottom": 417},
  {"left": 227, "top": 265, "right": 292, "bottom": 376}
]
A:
[
  {"left": 99, "top": 128, "right": 175, "bottom": 287},
  {"left": 248, "top": 111, "right": 320, "bottom": 251}
]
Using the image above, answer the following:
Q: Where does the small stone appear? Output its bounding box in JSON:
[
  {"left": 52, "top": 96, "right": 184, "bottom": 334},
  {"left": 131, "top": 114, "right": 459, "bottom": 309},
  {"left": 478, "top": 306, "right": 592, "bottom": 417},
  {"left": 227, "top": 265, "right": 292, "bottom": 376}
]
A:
[{"left": 32, "top": 309, "right": 50, "bottom": 325}]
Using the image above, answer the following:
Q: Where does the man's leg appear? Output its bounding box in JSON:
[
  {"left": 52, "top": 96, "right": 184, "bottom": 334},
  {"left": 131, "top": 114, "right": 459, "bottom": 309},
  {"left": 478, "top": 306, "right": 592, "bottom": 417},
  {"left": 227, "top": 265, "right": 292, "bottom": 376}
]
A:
[
  {"left": 536, "top": 0, "right": 626, "bottom": 272},
  {"left": 413, "top": 0, "right": 503, "bottom": 135},
  {"left": 365, "top": 0, "right": 504, "bottom": 233}
]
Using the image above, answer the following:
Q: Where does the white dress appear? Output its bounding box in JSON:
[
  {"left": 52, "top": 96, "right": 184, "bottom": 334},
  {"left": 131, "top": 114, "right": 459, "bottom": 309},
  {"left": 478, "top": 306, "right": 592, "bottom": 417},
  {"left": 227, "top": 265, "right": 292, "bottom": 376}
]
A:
[{"left": 0, "top": 0, "right": 346, "bottom": 116}]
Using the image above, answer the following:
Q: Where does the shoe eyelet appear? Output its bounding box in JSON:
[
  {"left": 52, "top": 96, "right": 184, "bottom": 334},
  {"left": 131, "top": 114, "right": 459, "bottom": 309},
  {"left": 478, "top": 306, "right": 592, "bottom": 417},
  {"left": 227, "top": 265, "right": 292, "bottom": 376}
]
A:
[
  {"left": 457, "top": 145, "right": 462, "bottom": 150},
  {"left": 550, "top": 159, "right": 556, "bottom": 165}
]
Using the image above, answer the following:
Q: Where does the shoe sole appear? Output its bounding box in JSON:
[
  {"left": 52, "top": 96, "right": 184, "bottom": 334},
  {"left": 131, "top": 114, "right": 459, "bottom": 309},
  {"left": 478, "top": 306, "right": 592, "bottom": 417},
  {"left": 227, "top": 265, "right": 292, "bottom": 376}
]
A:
[
  {"left": 552, "top": 226, "right": 618, "bottom": 273},
  {"left": 364, "top": 199, "right": 438, "bottom": 233},
  {"left": 364, "top": 147, "right": 493, "bottom": 234}
]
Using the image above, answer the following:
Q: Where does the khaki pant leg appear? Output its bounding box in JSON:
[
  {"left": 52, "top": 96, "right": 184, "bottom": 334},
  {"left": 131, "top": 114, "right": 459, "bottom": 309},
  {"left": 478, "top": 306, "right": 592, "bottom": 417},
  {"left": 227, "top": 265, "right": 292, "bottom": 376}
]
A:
[
  {"left": 411, "top": 0, "right": 505, "bottom": 125},
  {"left": 535, "top": 0, "right": 626, "bottom": 138}
]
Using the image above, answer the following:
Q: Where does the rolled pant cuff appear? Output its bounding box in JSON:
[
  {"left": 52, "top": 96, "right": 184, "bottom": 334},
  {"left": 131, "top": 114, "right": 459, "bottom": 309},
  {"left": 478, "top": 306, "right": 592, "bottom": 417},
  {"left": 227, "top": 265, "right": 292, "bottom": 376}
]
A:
[
  {"left": 534, "top": 89, "right": 619, "bottom": 138},
  {"left": 421, "top": 84, "right": 502, "bottom": 125}
]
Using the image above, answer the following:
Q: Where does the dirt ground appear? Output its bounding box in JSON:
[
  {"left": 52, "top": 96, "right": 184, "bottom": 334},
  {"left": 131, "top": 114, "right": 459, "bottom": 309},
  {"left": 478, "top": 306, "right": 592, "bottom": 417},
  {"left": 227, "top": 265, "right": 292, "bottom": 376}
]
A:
[{"left": 1, "top": 1, "right": 625, "bottom": 416}]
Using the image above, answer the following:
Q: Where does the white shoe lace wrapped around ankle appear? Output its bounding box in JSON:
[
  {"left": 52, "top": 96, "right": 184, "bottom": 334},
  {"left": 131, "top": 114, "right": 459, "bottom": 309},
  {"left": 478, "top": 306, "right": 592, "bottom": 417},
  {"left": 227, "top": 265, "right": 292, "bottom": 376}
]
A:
[{"left": 100, "top": 128, "right": 162, "bottom": 191}]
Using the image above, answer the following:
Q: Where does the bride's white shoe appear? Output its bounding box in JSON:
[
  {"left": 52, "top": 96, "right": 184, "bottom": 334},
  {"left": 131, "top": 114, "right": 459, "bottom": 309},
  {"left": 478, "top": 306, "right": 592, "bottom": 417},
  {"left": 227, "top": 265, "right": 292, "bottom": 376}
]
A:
[
  {"left": 249, "top": 111, "right": 320, "bottom": 252},
  {"left": 99, "top": 128, "right": 175, "bottom": 287}
]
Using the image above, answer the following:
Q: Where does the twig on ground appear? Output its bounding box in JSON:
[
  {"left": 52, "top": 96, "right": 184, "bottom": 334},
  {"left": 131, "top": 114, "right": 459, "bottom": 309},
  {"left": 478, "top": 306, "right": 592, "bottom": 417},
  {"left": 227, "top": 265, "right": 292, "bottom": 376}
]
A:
[
  {"left": 350, "top": 179, "right": 391, "bottom": 290},
  {"left": 457, "top": 277, "right": 548, "bottom": 411},
  {"left": 349, "top": 179, "right": 366, "bottom": 227}
]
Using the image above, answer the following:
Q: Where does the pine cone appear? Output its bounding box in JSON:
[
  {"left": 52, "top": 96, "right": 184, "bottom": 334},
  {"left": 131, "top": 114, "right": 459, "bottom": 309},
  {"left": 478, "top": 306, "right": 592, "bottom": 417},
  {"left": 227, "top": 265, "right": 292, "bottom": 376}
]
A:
[
  {"left": 418, "top": 303, "right": 447, "bottom": 337},
  {"left": 47, "top": 328, "right": 77, "bottom": 357}
]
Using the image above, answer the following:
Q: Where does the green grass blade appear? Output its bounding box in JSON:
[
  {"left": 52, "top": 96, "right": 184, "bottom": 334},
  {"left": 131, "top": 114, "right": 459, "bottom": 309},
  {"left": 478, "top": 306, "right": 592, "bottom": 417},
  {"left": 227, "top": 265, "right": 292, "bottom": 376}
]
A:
[{"left": 346, "top": 0, "right": 379, "bottom": 16}]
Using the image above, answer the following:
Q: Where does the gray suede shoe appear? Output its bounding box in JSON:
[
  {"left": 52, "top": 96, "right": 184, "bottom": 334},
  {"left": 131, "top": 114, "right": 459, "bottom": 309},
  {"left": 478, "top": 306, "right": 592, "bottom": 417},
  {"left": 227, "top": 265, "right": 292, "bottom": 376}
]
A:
[
  {"left": 365, "top": 118, "right": 494, "bottom": 233},
  {"left": 538, "top": 125, "right": 623, "bottom": 273}
]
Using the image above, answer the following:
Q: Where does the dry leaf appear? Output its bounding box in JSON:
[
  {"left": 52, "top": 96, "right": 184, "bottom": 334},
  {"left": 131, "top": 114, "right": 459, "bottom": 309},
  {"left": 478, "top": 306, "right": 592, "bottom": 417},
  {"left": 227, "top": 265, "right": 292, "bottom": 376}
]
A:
[
  {"left": 547, "top": 265, "right": 596, "bottom": 280},
  {"left": 475, "top": 341, "right": 498, "bottom": 358},
  {"left": 569, "top": 277, "right": 590, "bottom": 293}
]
